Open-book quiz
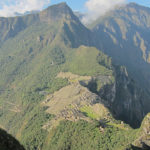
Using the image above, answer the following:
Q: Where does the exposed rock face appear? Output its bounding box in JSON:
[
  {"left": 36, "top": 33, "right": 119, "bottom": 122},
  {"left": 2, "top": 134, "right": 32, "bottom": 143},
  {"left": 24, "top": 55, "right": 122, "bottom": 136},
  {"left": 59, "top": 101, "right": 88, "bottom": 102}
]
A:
[
  {"left": 128, "top": 113, "right": 150, "bottom": 149},
  {"left": 87, "top": 3, "right": 150, "bottom": 127},
  {"left": 91, "top": 3, "right": 150, "bottom": 90},
  {"left": 85, "top": 66, "right": 149, "bottom": 128},
  {"left": 109, "top": 66, "right": 149, "bottom": 128},
  {"left": 141, "top": 113, "right": 150, "bottom": 135},
  {"left": 39, "top": 2, "right": 78, "bottom": 22}
]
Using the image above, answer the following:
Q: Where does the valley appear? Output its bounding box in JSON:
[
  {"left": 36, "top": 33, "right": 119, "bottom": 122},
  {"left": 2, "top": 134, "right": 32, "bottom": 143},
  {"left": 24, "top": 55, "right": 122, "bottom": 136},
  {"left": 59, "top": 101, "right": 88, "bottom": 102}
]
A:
[{"left": 0, "top": 2, "right": 150, "bottom": 150}]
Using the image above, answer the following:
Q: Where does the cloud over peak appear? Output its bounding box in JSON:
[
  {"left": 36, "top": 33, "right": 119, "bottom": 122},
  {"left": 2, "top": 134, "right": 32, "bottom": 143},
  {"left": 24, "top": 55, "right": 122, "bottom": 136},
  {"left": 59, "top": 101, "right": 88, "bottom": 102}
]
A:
[
  {"left": 82, "top": 0, "right": 126, "bottom": 24},
  {"left": 0, "top": 0, "right": 51, "bottom": 17}
]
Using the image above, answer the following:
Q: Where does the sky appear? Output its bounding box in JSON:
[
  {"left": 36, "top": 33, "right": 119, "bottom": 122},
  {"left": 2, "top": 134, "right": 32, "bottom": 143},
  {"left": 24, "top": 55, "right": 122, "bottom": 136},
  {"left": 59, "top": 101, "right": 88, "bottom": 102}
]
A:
[
  {"left": 0, "top": 0, "right": 149, "bottom": 18},
  {"left": 51, "top": 0, "right": 150, "bottom": 11}
]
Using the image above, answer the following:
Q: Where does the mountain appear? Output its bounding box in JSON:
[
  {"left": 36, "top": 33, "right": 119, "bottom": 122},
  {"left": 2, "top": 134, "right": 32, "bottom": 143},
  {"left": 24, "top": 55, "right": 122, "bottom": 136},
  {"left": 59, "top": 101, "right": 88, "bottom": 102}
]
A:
[
  {"left": 14, "top": 10, "right": 40, "bottom": 16},
  {"left": 90, "top": 3, "right": 150, "bottom": 90},
  {"left": 74, "top": 11, "right": 85, "bottom": 20},
  {"left": 127, "top": 113, "right": 150, "bottom": 150},
  {"left": 89, "top": 3, "right": 150, "bottom": 128},
  {"left": 0, "top": 128, "right": 25, "bottom": 150},
  {"left": 134, "top": 113, "right": 150, "bottom": 149},
  {"left": 0, "top": 2, "right": 150, "bottom": 150},
  {"left": 0, "top": 3, "right": 115, "bottom": 149}
]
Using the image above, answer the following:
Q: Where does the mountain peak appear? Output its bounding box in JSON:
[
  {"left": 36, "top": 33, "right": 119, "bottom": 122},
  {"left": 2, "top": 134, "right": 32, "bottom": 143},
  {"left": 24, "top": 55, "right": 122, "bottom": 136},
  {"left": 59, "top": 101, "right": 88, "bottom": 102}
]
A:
[
  {"left": 127, "top": 2, "right": 139, "bottom": 7},
  {"left": 40, "top": 2, "right": 76, "bottom": 21},
  {"left": 46, "top": 2, "right": 69, "bottom": 11},
  {"left": 127, "top": 2, "right": 150, "bottom": 10}
]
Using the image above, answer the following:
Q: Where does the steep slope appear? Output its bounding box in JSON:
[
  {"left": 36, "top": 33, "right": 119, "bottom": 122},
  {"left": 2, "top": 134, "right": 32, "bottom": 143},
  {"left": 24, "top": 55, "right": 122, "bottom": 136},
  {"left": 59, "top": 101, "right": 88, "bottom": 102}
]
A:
[
  {"left": 134, "top": 113, "right": 150, "bottom": 149},
  {"left": 97, "top": 65, "right": 150, "bottom": 128},
  {"left": 0, "top": 128, "right": 25, "bottom": 150},
  {"left": 126, "top": 113, "right": 150, "bottom": 150},
  {"left": 0, "top": 3, "right": 114, "bottom": 149},
  {"left": 91, "top": 3, "right": 150, "bottom": 90},
  {"left": 89, "top": 3, "right": 150, "bottom": 127},
  {"left": 0, "top": 2, "right": 149, "bottom": 150}
]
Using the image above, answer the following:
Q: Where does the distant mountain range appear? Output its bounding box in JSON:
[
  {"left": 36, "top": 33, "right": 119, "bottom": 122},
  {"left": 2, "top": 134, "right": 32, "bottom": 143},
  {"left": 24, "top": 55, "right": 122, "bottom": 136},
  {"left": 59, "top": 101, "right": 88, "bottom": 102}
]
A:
[
  {"left": 14, "top": 10, "right": 40, "bottom": 16},
  {"left": 0, "top": 2, "right": 150, "bottom": 150}
]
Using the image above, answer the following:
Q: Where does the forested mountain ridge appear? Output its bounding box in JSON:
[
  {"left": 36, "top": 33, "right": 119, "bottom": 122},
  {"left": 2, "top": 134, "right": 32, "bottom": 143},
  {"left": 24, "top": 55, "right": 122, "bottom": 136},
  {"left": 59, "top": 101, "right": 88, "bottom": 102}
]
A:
[
  {"left": 0, "top": 2, "right": 93, "bottom": 47},
  {"left": 0, "top": 2, "right": 150, "bottom": 150}
]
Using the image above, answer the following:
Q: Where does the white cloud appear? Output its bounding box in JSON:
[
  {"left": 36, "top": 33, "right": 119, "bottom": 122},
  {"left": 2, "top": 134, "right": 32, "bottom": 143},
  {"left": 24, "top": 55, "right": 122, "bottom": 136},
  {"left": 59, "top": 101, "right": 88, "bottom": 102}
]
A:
[
  {"left": 82, "top": 0, "right": 126, "bottom": 24},
  {"left": 0, "top": 0, "right": 51, "bottom": 17}
]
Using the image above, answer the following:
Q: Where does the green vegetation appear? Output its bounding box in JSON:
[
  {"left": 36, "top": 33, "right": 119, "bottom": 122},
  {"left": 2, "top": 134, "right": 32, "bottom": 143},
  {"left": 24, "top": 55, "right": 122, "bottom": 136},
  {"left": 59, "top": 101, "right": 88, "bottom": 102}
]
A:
[
  {"left": 51, "top": 47, "right": 66, "bottom": 65},
  {"left": 44, "top": 120, "right": 138, "bottom": 150},
  {"left": 80, "top": 106, "right": 99, "bottom": 119},
  {"left": 64, "top": 46, "right": 113, "bottom": 76},
  {"left": 97, "top": 52, "right": 112, "bottom": 69},
  {"left": 20, "top": 106, "right": 53, "bottom": 150},
  {"left": 0, "top": 2, "right": 149, "bottom": 150},
  {"left": 0, "top": 18, "right": 114, "bottom": 149}
]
